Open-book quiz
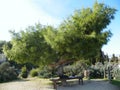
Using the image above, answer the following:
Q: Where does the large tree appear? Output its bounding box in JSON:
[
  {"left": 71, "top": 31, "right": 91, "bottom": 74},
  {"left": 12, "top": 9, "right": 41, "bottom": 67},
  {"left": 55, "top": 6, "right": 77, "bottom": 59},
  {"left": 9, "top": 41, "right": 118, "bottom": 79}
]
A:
[
  {"left": 44, "top": 2, "right": 116, "bottom": 62},
  {"left": 3, "top": 2, "right": 117, "bottom": 66}
]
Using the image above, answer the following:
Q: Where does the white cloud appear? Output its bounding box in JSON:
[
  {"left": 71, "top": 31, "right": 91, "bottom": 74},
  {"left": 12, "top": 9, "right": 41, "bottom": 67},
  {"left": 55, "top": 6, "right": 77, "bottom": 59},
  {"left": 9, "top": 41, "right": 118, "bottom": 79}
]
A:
[{"left": 0, "top": 0, "right": 61, "bottom": 41}]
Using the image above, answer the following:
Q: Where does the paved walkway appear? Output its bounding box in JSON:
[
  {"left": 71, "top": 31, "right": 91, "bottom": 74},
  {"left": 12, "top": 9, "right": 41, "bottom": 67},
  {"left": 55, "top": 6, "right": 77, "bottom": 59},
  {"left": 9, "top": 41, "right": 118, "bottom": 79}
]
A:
[{"left": 57, "top": 79, "right": 120, "bottom": 90}]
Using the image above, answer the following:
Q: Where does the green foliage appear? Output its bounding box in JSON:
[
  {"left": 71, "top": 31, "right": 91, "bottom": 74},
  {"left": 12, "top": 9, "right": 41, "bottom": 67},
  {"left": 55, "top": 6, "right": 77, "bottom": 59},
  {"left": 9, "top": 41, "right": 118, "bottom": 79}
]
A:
[
  {"left": 30, "top": 69, "right": 38, "bottom": 77},
  {"left": 112, "top": 65, "right": 120, "bottom": 80},
  {"left": 111, "top": 54, "right": 118, "bottom": 63},
  {"left": 20, "top": 66, "right": 28, "bottom": 78},
  {"left": 89, "top": 69, "right": 103, "bottom": 79},
  {"left": 44, "top": 2, "right": 116, "bottom": 61},
  {"left": 3, "top": 24, "right": 57, "bottom": 66},
  {"left": 0, "top": 62, "right": 18, "bottom": 82},
  {"left": 90, "top": 62, "right": 105, "bottom": 78},
  {"left": 38, "top": 66, "right": 52, "bottom": 78},
  {"left": 3, "top": 2, "right": 116, "bottom": 67},
  {"left": 64, "top": 61, "right": 88, "bottom": 76}
]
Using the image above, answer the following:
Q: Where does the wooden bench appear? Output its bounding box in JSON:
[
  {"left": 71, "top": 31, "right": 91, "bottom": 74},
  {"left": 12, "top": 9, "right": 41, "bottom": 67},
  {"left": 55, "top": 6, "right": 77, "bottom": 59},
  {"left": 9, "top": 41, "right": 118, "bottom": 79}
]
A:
[{"left": 50, "top": 76, "right": 83, "bottom": 90}]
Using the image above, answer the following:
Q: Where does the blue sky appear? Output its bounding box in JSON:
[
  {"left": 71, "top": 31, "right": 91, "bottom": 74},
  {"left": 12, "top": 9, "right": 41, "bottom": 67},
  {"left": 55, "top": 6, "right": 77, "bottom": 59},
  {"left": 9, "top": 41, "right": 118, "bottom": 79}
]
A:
[{"left": 0, "top": 0, "right": 120, "bottom": 56}]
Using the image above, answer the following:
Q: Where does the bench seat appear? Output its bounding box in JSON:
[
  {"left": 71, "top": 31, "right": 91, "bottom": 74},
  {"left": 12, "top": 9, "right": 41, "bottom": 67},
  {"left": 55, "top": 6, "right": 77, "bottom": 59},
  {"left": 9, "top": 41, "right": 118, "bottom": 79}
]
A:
[{"left": 50, "top": 76, "right": 83, "bottom": 89}]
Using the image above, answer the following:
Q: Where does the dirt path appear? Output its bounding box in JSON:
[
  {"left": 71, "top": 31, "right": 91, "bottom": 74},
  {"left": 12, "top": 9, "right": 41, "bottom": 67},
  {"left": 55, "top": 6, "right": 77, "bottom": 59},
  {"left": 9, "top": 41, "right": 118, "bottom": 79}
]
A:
[
  {"left": 0, "top": 78, "right": 54, "bottom": 90},
  {"left": 0, "top": 78, "right": 119, "bottom": 90},
  {"left": 57, "top": 79, "right": 120, "bottom": 90}
]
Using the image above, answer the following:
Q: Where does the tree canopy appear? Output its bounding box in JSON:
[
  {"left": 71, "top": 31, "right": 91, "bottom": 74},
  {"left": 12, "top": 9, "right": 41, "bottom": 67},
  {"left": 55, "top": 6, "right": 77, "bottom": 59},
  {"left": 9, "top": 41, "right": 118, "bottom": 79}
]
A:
[
  {"left": 44, "top": 2, "right": 116, "bottom": 61},
  {"left": 3, "top": 24, "right": 58, "bottom": 66},
  {"left": 3, "top": 2, "right": 116, "bottom": 65}
]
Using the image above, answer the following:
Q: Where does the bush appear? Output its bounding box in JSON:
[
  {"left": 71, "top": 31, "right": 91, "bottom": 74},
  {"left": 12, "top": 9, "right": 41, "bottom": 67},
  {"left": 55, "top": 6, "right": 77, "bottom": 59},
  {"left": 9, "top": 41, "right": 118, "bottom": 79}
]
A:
[
  {"left": 38, "top": 66, "right": 52, "bottom": 78},
  {"left": 39, "top": 71, "right": 52, "bottom": 78},
  {"left": 63, "top": 61, "right": 87, "bottom": 76},
  {"left": 0, "top": 62, "right": 18, "bottom": 82},
  {"left": 20, "top": 66, "right": 28, "bottom": 78},
  {"left": 112, "top": 65, "right": 120, "bottom": 80},
  {"left": 90, "top": 62, "right": 105, "bottom": 79},
  {"left": 30, "top": 69, "right": 38, "bottom": 77},
  {"left": 89, "top": 69, "right": 103, "bottom": 79}
]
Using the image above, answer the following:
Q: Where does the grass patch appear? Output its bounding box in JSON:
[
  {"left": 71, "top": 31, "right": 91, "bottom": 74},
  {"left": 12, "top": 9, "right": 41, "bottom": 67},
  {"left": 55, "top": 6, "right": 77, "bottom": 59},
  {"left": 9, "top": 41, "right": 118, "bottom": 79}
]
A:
[{"left": 111, "top": 80, "right": 120, "bottom": 87}]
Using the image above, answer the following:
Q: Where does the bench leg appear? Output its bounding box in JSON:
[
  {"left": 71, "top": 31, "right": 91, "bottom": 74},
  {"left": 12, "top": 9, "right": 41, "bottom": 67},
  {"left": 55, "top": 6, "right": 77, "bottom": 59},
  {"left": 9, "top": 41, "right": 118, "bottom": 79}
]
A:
[
  {"left": 53, "top": 81, "right": 57, "bottom": 90},
  {"left": 81, "top": 79, "right": 83, "bottom": 85},
  {"left": 61, "top": 79, "right": 67, "bottom": 86},
  {"left": 79, "top": 78, "right": 83, "bottom": 85}
]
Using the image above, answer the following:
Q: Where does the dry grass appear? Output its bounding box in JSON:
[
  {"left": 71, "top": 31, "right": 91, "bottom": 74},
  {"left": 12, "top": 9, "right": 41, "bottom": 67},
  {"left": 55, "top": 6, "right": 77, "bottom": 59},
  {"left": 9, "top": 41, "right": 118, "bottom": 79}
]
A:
[{"left": 0, "top": 77, "right": 54, "bottom": 90}]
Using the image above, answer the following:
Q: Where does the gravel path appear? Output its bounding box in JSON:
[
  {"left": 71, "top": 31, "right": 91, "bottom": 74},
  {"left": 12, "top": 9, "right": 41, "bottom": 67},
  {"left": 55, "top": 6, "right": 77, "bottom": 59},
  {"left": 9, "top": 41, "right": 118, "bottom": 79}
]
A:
[
  {"left": 0, "top": 79, "right": 119, "bottom": 90},
  {"left": 0, "top": 78, "right": 54, "bottom": 90},
  {"left": 57, "top": 79, "right": 120, "bottom": 90}
]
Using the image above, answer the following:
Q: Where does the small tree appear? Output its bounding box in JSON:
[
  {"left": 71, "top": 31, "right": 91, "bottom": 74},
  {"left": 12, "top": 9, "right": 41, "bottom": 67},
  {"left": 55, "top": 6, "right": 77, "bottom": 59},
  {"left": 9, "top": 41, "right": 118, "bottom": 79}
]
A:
[
  {"left": 20, "top": 66, "right": 28, "bottom": 78},
  {"left": 30, "top": 69, "right": 38, "bottom": 77}
]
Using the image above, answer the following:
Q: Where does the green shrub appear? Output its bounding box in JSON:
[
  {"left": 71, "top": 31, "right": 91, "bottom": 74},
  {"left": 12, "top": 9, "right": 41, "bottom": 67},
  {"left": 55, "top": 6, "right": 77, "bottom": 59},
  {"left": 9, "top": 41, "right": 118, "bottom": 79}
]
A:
[
  {"left": 38, "top": 66, "right": 52, "bottom": 78},
  {"left": 39, "top": 71, "right": 52, "bottom": 78},
  {"left": 90, "top": 62, "right": 105, "bottom": 79},
  {"left": 63, "top": 61, "right": 87, "bottom": 76},
  {"left": 112, "top": 66, "right": 120, "bottom": 80},
  {"left": 89, "top": 69, "right": 103, "bottom": 79},
  {"left": 20, "top": 66, "right": 28, "bottom": 78},
  {"left": 30, "top": 69, "right": 38, "bottom": 77},
  {"left": 0, "top": 62, "right": 18, "bottom": 82}
]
